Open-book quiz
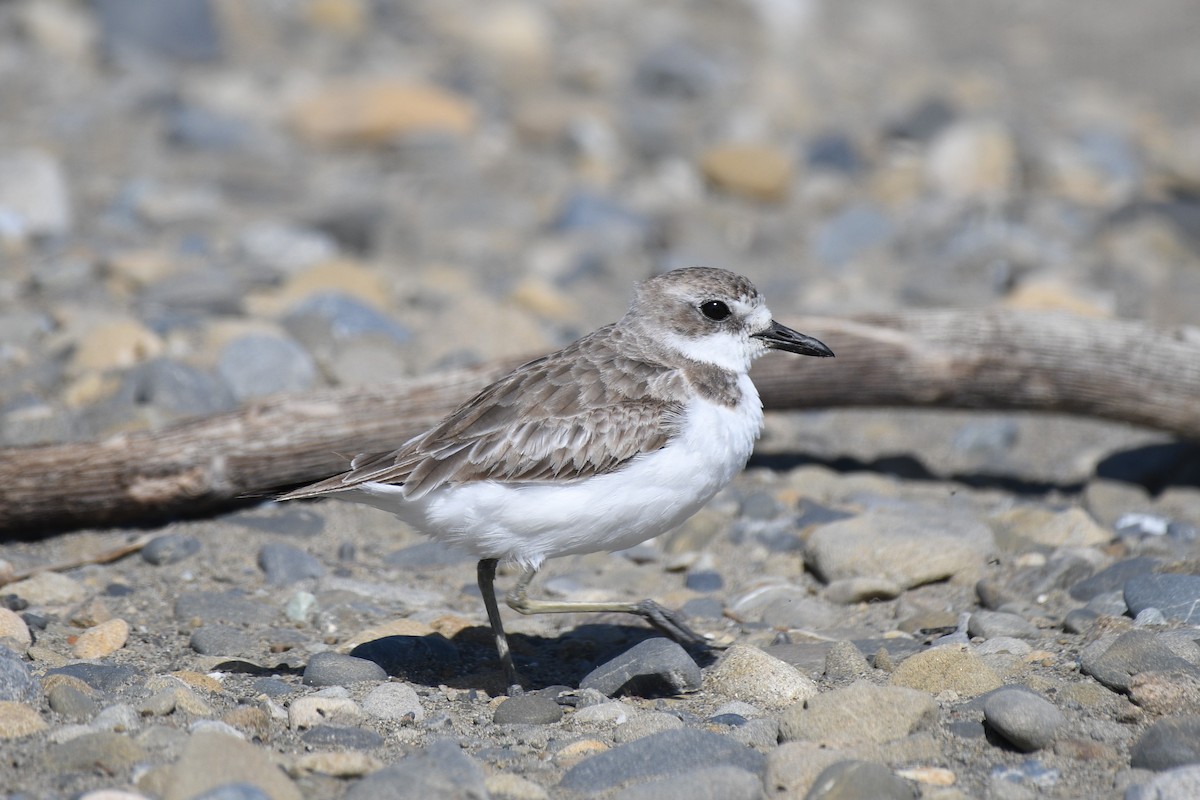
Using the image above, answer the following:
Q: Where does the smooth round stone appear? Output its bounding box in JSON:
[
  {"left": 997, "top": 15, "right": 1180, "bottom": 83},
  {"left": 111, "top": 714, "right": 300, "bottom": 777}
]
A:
[
  {"left": 303, "top": 651, "right": 387, "bottom": 686},
  {"left": 1085, "top": 591, "right": 1129, "bottom": 618},
  {"left": 579, "top": 638, "right": 701, "bottom": 697},
  {"left": 141, "top": 533, "right": 202, "bottom": 565},
  {"left": 1126, "top": 574, "right": 1200, "bottom": 624},
  {"left": 493, "top": 694, "right": 563, "bottom": 725},
  {"left": 189, "top": 625, "right": 257, "bottom": 657},
  {"left": 300, "top": 724, "right": 384, "bottom": 749},
  {"left": 983, "top": 688, "right": 1066, "bottom": 751},
  {"left": 1131, "top": 715, "right": 1200, "bottom": 771},
  {"left": 257, "top": 543, "right": 324, "bottom": 585},
  {"left": 0, "top": 646, "right": 39, "bottom": 703},
  {"left": 217, "top": 334, "right": 316, "bottom": 401},
  {"left": 779, "top": 681, "right": 937, "bottom": 747},
  {"left": 1125, "top": 765, "right": 1200, "bottom": 800},
  {"left": 613, "top": 710, "right": 683, "bottom": 743},
  {"left": 684, "top": 570, "right": 724, "bottom": 592},
  {"left": 805, "top": 760, "right": 916, "bottom": 800},
  {"left": 968, "top": 610, "right": 1040, "bottom": 640},
  {"left": 823, "top": 577, "right": 903, "bottom": 605},
  {"left": 362, "top": 682, "right": 424, "bottom": 721},
  {"left": 174, "top": 591, "right": 274, "bottom": 626},
  {"left": 824, "top": 641, "right": 871, "bottom": 682},
  {"left": 1080, "top": 630, "right": 1200, "bottom": 692},
  {"left": 45, "top": 663, "right": 138, "bottom": 693},
  {"left": 1069, "top": 557, "right": 1160, "bottom": 601},
  {"left": 46, "top": 683, "right": 98, "bottom": 720}
]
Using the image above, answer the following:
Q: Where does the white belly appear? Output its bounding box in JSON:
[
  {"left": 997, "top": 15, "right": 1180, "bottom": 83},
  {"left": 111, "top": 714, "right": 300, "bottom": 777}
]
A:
[{"left": 352, "top": 376, "right": 764, "bottom": 569}]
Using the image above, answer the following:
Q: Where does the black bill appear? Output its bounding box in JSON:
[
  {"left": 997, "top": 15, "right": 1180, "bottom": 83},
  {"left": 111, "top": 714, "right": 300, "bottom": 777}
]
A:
[{"left": 753, "top": 320, "right": 834, "bottom": 358}]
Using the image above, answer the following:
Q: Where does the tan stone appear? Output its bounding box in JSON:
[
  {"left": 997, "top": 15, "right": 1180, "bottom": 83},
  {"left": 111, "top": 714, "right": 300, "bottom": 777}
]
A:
[
  {"left": 889, "top": 645, "right": 1002, "bottom": 698},
  {"left": 305, "top": 0, "right": 366, "bottom": 36},
  {"left": 700, "top": 144, "right": 793, "bottom": 202},
  {"left": 246, "top": 258, "right": 392, "bottom": 317},
  {"left": 7, "top": 571, "right": 86, "bottom": 606},
  {"left": 926, "top": 119, "right": 1017, "bottom": 200},
  {"left": 485, "top": 772, "right": 551, "bottom": 800},
  {"left": 988, "top": 506, "right": 1112, "bottom": 550},
  {"left": 172, "top": 670, "right": 225, "bottom": 694},
  {"left": 291, "top": 750, "right": 382, "bottom": 778},
  {"left": 291, "top": 80, "right": 476, "bottom": 146},
  {"left": 72, "top": 618, "right": 129, "bottom": 659},
  {"left": 705, "top": 645, "right": 819, "bottom": 709},
  {"left": 164, "top": 731, "right": 301, "bottom": 800},
  {"left": 69, "top": 318, "right": 164, "bottom": 373},
  {"left": 0, "top": 701, "right": 48, "bottom": 739},
  {"left": 1004, "top": 279, "right": 1114, "bottom": 318},
  {"left": 0, "top": 608, "right": 31, "bottom": 647},
  {"left": 62, "top": 371, "right": 122, "bottom": 408},
  {"left": 554, "top": 738, "right": 609, "bottom": 767}
]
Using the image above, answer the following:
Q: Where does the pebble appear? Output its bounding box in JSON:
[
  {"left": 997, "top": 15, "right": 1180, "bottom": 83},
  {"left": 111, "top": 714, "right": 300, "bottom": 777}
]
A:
[
  {"left": 805, "top": 760, "right": 917, "bottom": 800},
  {"left": 291, "top": 750, "right": 382, "bottom": 779},
  {"left": 6, "top": 571, "right": 86, "bottom": 606},
  {"left": 1125, "top": 574, "right": 1200, "bottom": 624},
  {"left": 967, "top": 610, "right": 1040, "bottom": 640},
  {"left": 484, "top": 773, "right": 550, "bottom": 800},
  {"left": 216, "top": 333, "right": 317, "bottom": 402},
  {"left": 132, "top": 360, "right": 237, "bottom": 417},
  {"left": 824, "top": 640, "right": 872, "bottom": 682},
  {"left": 164, "top": 730, "right": 302, "bottom": 800},
  {"left": 888, "top": 645, "right": 1002, "bottom": 697},
  {"left": 361, "top": 681, "right": 424, "bottom": 721},
  {"left": 0, "top": 646, "right": 38, "bottom": 703},
  {"left": 141, "top": 533, "right": 202, "bottom": 565},
  {"left": 806, "top": 509, "right": 992, "bottom": 589},
  {"left": 1131, "top": 715, "right": 1200, "bottom": 771},
  {"left": 823, "top": 576, "right": 903, "bottom": 604},
  {"left": 257, "top": 542, "right": 324, "bottom": 585},
  {"left": 612, "top": 710, "right": 683, "bottom": 743},
  {"left": 494, "top": 693, "right": 563, "bottom": 725},
  {"left": 174, "top": 591, "right": 275, "bottom": 626},
  {"left": 95, "top": 0, "right": 221, "bottom": 61},
  {"left": 813, "top": 205, "right": 894, "bottom": 268},
  {"left": 684, "top": 570, "right": 723, "bottom": 592},
  {"left": 0, "top": 700, "right": 48, "bottom": 738},
  {"left": 343, "top": 739, "right": 488, "bottom": 800},
  {"left": 1081, "top": 630, "right": 1200, "bottom": 692},
  {"left": 300, "top": 724, "right": 384, "bottom": 749},
  {"left": 45, "top": 730, "right": 147, "bottom": 774},
  {"left": 1125, "top": 765, "right": 1200, "bottom": 800},
  {"left": 0, "top": 608, "right": 31, "bottom": 647},
  {"left": 699, "top": 143, "right": 793, "bottom": 202},
  {"left": 989, "top": 507, "right": 1111, "bottom": 550},
  {"left": 1130, "top": 670, "right": 1200, "bottom": 715},
  {"left": 612, "top": 764, "right": 765, "bottom": 800},
  {"left": 579, "top": 638, "right": 702, "bottom": 697},
  {"left": 558, "top": 729, "right": 765, "bottom": 795},
  {"left": 284, "top": 591, "right": 317, "bottom": 623},
  {"left": 572, "top": 701, "right": 631, "bottom": 726},
  {"left": 779, "top": 680, "right": 938, "bottom": 746},
  {"left": 983, "top": 688, "right": 1066, "bottom": 751},
  {"left": 0, "top": 148, "right": 72, "bottom": 238},
  {"left": 47, "top": 681, "right": 99, "bottom": 719},
  {"left": 1069, "top": 557, "right": 1161, "bottom": 601},
  {"left": 72, "top": 617, "right": 130, "bottom": 659},
  {"left": 288, "top": 693, "right": 364, "bottom": 729},
  {"left": 189, "top": 625, "right": 258, "bottom": 658},
  {"left": 705, "top": 644, "right": 818, "bottom": 709},
  {"left": 190, "top": 785, "right": 271, "bottom": 800},
  {"left": 46, "top": 663, "right": 139, "bottom": 693},
  {"left": 926, "top": 119, "right": 1017, "bottom": 200},
  {"left": 290, "top": 80, "right": 477, "bottom": 146},
  {"left": 765, "top": 742, "right": 856, "bottom": 799}
]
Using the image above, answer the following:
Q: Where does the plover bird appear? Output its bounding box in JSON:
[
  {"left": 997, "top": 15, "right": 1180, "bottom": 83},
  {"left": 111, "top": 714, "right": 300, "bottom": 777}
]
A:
[{"left": 280, "top": 267, "right": 833, "bottom": 691}]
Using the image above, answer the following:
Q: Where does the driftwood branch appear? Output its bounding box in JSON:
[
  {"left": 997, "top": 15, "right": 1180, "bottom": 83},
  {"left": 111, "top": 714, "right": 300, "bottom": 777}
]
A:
[{"left": 1, "top": 309, "right": 1198, "bottom": 535}]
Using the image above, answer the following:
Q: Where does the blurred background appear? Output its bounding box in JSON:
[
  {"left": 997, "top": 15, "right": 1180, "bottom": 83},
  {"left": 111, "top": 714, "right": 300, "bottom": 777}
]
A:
[{"left": 1, "top": 0, "right": 1198, "bottom": 481}]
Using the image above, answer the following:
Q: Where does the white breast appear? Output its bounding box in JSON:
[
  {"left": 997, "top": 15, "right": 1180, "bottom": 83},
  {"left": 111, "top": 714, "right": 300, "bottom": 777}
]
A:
[{"left": 356, "top": 373, "right": 764, "bottom": 569}]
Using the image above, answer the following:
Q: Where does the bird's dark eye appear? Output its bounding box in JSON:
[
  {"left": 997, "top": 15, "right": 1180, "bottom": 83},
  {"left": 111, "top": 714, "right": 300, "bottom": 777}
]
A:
[{"left": 700, "top": 300, "right": 731, "bottom": 321}]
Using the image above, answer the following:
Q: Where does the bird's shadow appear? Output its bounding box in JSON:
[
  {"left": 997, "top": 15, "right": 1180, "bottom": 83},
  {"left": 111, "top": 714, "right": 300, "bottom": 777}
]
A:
[{"left": 347, "top": 624, "right": 720, "bottom": 695}]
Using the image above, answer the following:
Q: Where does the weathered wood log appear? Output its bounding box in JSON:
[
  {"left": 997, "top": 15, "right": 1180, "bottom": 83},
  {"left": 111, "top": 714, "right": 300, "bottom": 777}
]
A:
[{"left": 1, "top": 309, "right": 1198, "bottom": 535}]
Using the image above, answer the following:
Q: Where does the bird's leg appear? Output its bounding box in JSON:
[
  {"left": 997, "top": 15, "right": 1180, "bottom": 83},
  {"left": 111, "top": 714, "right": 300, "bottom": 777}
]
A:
[
  {"left": 476, "top": 558, "right": 522, "bottom": 695},
  {"left": 505, "top": 565, "right": 709, "bottom": 647}
]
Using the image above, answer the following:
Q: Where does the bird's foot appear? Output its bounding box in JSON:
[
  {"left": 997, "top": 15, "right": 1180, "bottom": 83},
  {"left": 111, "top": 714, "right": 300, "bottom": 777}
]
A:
[{"left": 634, "top": 599, "right": 714, "bottom": 648}]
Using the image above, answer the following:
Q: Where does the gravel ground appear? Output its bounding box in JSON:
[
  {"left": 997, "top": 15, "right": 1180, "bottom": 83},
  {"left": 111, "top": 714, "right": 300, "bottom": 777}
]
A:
[{"left": 3, "top": 1, "right": 1200, "bottom": 798}]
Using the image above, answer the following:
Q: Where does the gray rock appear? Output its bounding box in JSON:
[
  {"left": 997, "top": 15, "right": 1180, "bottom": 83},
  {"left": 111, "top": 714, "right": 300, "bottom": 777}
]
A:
[
  {"left": 142, "top": 533, "right": 202, "bottom": 565},
  {"left": 579, "top": 638, "right": 701, "bottom": 697},
  {"left": 303, "top": 651, "right": 387, "bottom": 686},
  {"left": 887, "top": 96, "right": 956, "bottom": 141},
  {"left": 46, "top": 682, "right": 98, "bottom": 719},
  {"left": 192, "top": 785, "right": 272, "bottom": 800},
  {"left": 1086, "top": 591, "right": 1130, "bottom": 618},
  {"left": 164, "top": 729, "right": 302, "bottom": 799},
  {"left": 45, "top": 663, "right": 139, "bottom": 693},
  {"left": 166, "top": 104, "right": 256, "bottom": 153},
  {"left": 685, "top": 570, "right": 724, "bottom": 592},
  {"left": 362, "top": 682, "right": 424, "bottom": 721},
  {"left": 1081, "top": 631, "right": 1200, "bottom": 692},
  {"left": 681, "top": 597, "right": 725, "bottom": 620},
  {"left": 807, "top": 132, "right": 862, "bottom": 174},
  {"left": 1132, "top": 716, "right": 1200, "bottom": 771},
  {"left": 1126, "top": 574, "right": 1200, "bottom": 624},
  {"left": 824, "top": 640, "right": 872, "bottom": 682},
  {"left": 174, "top": 591, "right": 275, "bottom": 626},
  {"left": 968, "top": 610, "right": 1041, "bottom": 640},
  {"left": 257, "top": 542, "right": 325, "bottom": 585},
  {"left": 1070, "top": 558, "right": 1161, "bottom": 601},
  {"left": 613, "top": 711, "right": 683, "bottom": 743},
  {"left": 0, "top": 646, "right": 38, "bottom": 703},
  {"left": 232, "top": 507, "right": 326, "bottom": 537},
  {"left": 217, "top": 335, "right": 317, "bottom": 402},
  {"left": 300, "top": 724, "right": 385, "bottom": 749},
  {"left": 1126, "top": 765, "right": 1200, "bottom": 800},
  {"left": 345, "top": 739, "right": 488, "bottom": 800},
  {"left": 493, "top": 694, "right": 563, "bottom": 725},
  {"left": 813, "top": 205, "right": 893, "bottom": 269},
  {"left": 983, "top": 688, "right": 1066, "bottom": 751},
  {"left": 805, "top": 760, "right": 916, "bottom": 800},
  {"left": 132, "top": 359, "right": 237, "bottom": 416},
  {"left": 285, "top": 292, "right": 411, "bottom": 344},
  {"left": 779, "top": 681, "right": 938, "bottom": 746},
  {"left": 559, "top": 728, "right": 765, "bottom": 794},
  {"left": 613, "top": 765, "right": 764, "bottom": 800},
  {"left": 189, "top": 625, "right": 258, "bottom": 657},
  {"left": 94, "top": 0, "right": 222, "bottom": 61},
  {"left": 239, "top": 222, "right": 338, "bottom": 274},
  {"left": 0, "top": 149, "right": 71, "bottom": 239},
  {"left": 1063, "top": 608, "right": 1100, "bottom": 634},
  {"left": 43, "top": 731, "right": 147, "bottom": 775}
]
